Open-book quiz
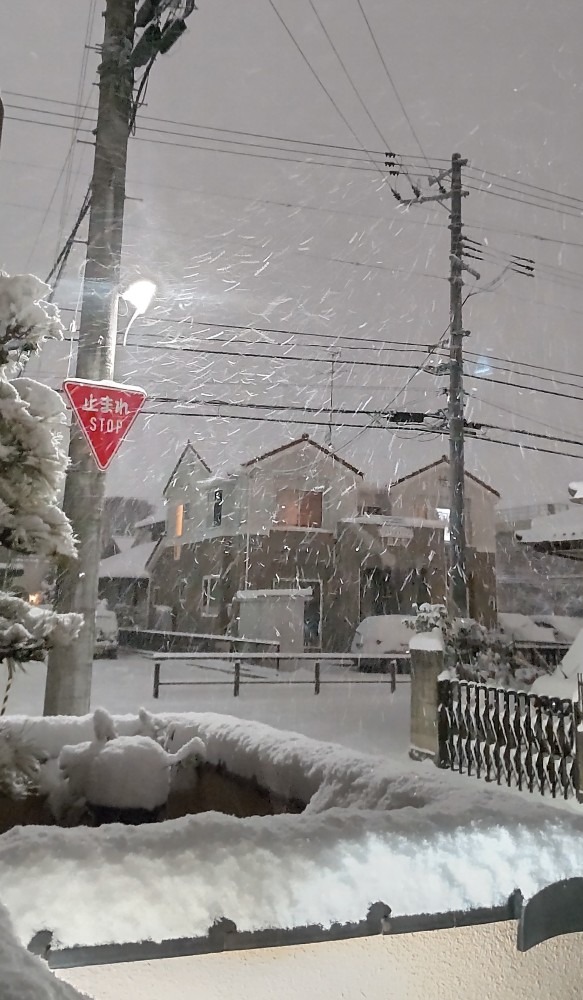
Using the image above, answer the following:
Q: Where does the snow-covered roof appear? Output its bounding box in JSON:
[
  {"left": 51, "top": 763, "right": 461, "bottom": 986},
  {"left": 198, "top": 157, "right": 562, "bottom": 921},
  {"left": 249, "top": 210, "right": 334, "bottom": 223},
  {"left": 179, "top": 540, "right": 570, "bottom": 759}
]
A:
[
  {"left": 134, "top": 507, "right": 166, "bottom": 530},
  {"left": 99, "top": 541, "right": 156, "bottom": 580},
  {"left": 517, "top": 507, "right": 583, "bottom": 545},
  {"left": 112, "top": 534, "right": 135, "bottom": 553}
]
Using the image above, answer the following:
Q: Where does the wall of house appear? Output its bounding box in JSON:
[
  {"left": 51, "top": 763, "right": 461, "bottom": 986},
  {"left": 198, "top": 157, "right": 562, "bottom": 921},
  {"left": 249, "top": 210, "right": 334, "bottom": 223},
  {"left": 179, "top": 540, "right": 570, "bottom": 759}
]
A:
[
  {"left": 389, "top": 464, "right": 497, "bottom": 553},
  {"left": 244, "top": 443, "right": 361, "bottom": 534}
]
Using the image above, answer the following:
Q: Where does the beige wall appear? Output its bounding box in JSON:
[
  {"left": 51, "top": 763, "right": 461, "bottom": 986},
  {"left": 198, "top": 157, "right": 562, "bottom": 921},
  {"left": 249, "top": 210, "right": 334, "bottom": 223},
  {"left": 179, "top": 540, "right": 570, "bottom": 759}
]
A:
[
  {"left": 60, "top": 920, "right": 583, "bottom": 1000},
  {"left": 390, "top": 462, "right": 497, "bottom": 553}
]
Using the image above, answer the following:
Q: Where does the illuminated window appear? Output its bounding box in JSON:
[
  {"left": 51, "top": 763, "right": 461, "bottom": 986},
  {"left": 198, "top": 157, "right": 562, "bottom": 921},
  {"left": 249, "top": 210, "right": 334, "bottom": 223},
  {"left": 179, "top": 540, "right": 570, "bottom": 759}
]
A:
[
  {"left": 175, "top": 503, "right": 184, "bottom": 538},
  {"left": 275, "top": 489, "right": 322, "bottom": 528},
  {"left": 202, "top": 575, "right": 220, "bottom": 616}
]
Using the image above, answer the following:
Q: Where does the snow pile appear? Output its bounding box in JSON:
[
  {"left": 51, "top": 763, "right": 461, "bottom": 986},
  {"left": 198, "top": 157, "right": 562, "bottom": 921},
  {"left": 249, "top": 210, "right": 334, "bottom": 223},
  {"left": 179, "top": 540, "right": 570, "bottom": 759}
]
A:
[
  {"left": 2, "top": 710, "right": 583, "bottom": 949},
  {"left": 57, "top": 709, "right": 206, "bottom": 813},
  {"left": 0, "top": 897, "right": 90, "bottom": 1000},
  {"left": 531, "top": 628, "right": 583, "bottom": 698}
]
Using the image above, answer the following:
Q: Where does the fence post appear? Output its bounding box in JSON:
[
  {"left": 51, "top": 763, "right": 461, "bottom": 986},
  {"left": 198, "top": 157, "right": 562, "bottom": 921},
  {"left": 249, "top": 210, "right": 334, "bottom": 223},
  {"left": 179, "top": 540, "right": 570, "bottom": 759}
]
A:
[
  {"left": 234, "top": 660, "right": 241, "bottom": 697},
  {"left": 314, "top": 660, "right": 321, "bottom": 695},
  {"left": 409, "top": 634, "right": 444, "bottom": 762},
  {"left": 153, "top": 661, "right": 161, "bottom": 699},
  {"left": 390, "top": 660, "right": 396, "bottom": 695},
  {"left": 576, "top": 674, "right": 583, "bottom": 803}
]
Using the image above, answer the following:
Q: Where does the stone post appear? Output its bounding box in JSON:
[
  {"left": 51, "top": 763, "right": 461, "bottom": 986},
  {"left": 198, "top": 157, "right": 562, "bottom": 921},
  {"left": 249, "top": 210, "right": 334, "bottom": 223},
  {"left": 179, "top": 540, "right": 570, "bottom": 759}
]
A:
[{"left": 409, "top": 633, "right": 445, "bottom": 762}]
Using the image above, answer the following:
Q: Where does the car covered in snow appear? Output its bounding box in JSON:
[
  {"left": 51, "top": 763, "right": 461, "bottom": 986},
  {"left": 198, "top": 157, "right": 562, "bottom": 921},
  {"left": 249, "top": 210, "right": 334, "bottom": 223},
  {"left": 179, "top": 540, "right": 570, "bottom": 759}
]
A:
[
  {"left": 94, "top": 601, "right": 119, "bottom": 659},
  {"left": 351, "top": 615, "right": 415, "bottom": 672}
]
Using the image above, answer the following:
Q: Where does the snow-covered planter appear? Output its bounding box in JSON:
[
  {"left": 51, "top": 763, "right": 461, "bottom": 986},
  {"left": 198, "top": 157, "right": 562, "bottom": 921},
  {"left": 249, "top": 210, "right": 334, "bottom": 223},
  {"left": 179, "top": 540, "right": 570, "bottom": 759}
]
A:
[{"left": 3, "top": 709, "right": 583, "bottom": 954}]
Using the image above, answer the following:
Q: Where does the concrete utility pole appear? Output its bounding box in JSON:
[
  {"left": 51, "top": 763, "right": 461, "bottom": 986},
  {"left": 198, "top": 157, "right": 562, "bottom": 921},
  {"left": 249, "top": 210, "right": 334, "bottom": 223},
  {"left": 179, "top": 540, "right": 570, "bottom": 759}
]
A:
[
  {"left": 447, "top": 152, "right": 469, "bottom": 617},
  {"left": 44, "top": 0, "right": 136, "bottom": 715}
]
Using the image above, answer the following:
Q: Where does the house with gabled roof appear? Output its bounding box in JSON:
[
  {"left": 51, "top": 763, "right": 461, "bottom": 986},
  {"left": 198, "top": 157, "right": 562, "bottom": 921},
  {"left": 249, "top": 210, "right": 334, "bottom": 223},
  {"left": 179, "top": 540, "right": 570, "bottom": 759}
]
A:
[
  {"left": 147, "top": 435, "right": 450, "bottom": 650},
  {"left": 389, "top": 455, "right": 500, "bottom": 624}
]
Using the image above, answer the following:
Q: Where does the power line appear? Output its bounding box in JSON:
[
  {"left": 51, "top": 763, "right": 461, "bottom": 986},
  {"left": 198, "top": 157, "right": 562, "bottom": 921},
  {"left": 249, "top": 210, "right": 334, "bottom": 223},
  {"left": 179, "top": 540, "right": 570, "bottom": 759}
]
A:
[
  {"left": 9, "top": 91, "right": 583, "bottom": 217},
  {"left": 354, "top": 0, "right": 440, "bottom": 193},
  {"left": 1, "top": 91, "right": 451, "bottom": 163}
]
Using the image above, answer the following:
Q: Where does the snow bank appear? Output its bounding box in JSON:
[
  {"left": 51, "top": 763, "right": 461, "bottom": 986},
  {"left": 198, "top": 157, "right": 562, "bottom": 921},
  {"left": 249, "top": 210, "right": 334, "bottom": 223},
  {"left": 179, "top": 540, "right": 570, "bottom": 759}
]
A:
[
  {"left": 531, "top": 626, "right": 583, "bottom": 698},
  {"left": 0, "top": 898, "right": 90, "bottom": 999},
  {"left": 3, "top": 711, "right": 583, "bottom": 950}
]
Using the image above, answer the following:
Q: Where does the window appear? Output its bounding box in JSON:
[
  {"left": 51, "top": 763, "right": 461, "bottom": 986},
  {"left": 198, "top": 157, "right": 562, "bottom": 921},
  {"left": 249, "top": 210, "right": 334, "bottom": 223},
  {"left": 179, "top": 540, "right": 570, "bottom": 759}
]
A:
[
  {"left": 436, "top": 507, "right": 450, "bottom": 542},
  {"left": 175, "top": 504, "right": 184, "bottom": 538},
  {"left": 275, "top": 488, "right": 323, "bottom": 528},
  {"left": 202, "top": 575, "right": 220, "bottom": 616},
  {"left": 213, "top": 489, "right": 223, "bottom": 526}
]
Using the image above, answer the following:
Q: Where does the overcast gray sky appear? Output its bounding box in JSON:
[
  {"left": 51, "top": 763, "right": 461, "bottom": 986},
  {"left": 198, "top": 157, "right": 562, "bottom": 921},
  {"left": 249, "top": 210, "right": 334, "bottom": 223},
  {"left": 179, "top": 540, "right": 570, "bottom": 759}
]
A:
[{"left": 2, "top": 0, "right": 583, "bottom": 508}]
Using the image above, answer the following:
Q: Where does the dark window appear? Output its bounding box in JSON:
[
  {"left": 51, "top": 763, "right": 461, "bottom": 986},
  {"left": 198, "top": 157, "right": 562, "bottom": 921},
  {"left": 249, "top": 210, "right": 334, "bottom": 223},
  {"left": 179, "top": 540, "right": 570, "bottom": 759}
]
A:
[{"left": 213, "top": 489, "right": 223, "bottom": 526}]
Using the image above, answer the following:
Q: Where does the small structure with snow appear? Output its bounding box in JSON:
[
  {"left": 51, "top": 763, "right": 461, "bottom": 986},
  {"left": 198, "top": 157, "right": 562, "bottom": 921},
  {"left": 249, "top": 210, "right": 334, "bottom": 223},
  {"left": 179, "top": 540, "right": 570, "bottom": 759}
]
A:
[{"left": 235, "top": 587, "right": 311, "bottom": 656}]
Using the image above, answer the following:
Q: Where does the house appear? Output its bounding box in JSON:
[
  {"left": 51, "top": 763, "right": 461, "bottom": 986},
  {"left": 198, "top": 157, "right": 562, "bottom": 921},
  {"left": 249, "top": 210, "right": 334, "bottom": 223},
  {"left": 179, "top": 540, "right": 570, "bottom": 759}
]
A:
[
  {"left": 98, "top": 514, "right": 164, "bottom": 626},
  {"left": 515, "top": 486, "right": 583, "bottom": 619},
  {"left": 388, "top": 455, "right": 500, "bottom": 625},
  {"left": 147, "top": 436, "right": 448, "bottom": 651},
  {"left": 496, "top": 502, "right": 583, "bottom": 616}
]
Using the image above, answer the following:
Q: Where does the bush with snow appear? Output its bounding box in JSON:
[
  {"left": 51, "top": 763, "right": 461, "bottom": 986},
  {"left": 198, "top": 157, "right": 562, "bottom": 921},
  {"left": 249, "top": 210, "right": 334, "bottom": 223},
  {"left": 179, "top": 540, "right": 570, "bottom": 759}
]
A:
[
  {"left": 407, "top": 603, "right": 552, "bottom": 688},
  {"left": 0, "top": 273, "right": 82, "bottom": 759}
]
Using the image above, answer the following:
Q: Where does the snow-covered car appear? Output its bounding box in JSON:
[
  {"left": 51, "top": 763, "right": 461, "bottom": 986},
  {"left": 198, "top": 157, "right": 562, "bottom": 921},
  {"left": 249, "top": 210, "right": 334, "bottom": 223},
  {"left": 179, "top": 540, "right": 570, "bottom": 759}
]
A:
[
  {"left": 351, "top": 615, "right": 415, "bottom": 672},
  {"left": 94, "top": 602, "right": 119, "bottom": 659}
]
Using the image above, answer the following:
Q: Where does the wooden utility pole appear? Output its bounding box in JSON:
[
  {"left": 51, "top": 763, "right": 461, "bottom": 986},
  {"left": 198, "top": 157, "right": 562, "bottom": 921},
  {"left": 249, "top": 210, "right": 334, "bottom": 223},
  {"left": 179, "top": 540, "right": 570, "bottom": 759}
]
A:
[
  {"left": 448, "top": 152, "right": 469, "bottom": 617},
  {"left": 44, "top": 0, "right": 136, "bottom": 715}
]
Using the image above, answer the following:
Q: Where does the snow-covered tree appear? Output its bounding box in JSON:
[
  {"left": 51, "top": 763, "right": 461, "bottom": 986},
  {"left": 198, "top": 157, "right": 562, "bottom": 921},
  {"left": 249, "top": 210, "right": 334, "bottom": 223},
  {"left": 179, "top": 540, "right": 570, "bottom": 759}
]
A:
[{"left": 0, "top": 273, "right": 82, "bottom": 731}]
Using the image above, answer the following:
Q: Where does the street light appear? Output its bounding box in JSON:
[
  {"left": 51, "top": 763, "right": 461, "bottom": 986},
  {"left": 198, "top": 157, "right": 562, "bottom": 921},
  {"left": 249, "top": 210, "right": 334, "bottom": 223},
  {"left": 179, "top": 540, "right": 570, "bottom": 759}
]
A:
[{"left": 120, "top": 279, "right": 157, "bottom": 344}]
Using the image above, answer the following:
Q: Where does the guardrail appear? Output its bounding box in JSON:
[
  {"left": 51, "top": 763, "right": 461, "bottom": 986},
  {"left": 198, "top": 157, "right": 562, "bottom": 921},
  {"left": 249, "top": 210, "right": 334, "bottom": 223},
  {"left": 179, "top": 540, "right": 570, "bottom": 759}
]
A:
[
  {"left": 119, "top": 627, "right": 280, "bottom": 655},
  {"left": 141, "top": 651, "right": 410, "bottom": 699}
]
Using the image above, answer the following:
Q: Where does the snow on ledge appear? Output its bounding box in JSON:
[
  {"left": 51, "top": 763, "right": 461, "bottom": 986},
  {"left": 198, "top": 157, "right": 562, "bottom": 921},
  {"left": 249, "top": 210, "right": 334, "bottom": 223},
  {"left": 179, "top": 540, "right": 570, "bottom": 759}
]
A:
[
  {"left": 2, "top": 711, "right": 583, "bottom": 951},
  {"left": 235, "top": 588, "right": 312, "bottom": 600},
  {"left": 409, "top": 630, "right": 444, "bottom": 652}
]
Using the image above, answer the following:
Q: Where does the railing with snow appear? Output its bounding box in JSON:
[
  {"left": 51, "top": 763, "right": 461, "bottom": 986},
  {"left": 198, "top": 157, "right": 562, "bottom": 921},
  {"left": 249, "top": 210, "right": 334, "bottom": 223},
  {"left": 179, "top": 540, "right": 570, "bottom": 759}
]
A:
[
  {"left": 437, "top": 678, "right": 578, "bottom": 800},
  {"left": 143, "top": 652, "right": 409, "bottom": 699}
]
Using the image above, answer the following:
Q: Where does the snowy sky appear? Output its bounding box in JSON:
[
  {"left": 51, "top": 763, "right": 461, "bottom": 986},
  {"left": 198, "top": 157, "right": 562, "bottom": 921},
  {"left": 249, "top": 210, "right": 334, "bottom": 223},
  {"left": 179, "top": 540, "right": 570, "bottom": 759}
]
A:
[{"left": 2, "top": 0, "right": 583, "bottom": 507}]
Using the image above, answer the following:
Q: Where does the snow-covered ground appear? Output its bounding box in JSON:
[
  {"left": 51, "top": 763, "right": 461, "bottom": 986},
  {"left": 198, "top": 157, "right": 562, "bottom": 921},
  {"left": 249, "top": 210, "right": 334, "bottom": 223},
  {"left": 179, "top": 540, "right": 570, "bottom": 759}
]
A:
[{"left": 4, "top": 652, "right": 411, "bottom": 759}]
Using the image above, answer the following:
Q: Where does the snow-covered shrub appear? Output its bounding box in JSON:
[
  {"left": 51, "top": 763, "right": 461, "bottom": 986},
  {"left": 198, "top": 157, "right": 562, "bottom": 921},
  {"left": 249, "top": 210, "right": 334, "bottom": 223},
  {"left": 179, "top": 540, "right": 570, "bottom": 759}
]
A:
[
  {"left": 406, "top": 603, "right": 553, "bottom": 688},
  {"left": 0, "top": 274, "right": 82, "bottom": 729},
  {"left": 0, "top": 723, "right": 45, "bottom": 799}
]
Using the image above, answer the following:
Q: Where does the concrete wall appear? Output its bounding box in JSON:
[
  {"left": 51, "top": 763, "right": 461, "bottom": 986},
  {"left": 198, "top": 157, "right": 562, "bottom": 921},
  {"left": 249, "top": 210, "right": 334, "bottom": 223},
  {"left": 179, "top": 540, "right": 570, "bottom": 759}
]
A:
[{"left": 60, "top": 921, "right": 583, "bottom": 1000}]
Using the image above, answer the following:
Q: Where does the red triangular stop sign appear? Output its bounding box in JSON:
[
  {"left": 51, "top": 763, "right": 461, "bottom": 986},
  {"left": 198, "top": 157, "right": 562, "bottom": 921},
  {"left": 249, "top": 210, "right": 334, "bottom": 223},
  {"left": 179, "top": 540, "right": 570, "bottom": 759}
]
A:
[{"left": 63, "top": 379, "right": 147, "bottom": 471}]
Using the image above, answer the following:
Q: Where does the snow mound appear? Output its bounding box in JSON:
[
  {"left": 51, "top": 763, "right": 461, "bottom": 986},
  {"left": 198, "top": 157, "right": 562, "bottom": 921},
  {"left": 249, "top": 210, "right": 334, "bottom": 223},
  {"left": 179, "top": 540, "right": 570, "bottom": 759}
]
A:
[{"left": 0, "top": 898, "right": 90, "bottom": 999}]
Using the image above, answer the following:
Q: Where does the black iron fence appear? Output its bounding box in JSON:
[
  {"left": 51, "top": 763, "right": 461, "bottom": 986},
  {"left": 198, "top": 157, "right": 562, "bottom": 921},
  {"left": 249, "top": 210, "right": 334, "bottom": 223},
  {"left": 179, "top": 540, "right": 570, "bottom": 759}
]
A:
[{"left": 437, "top": 678, "right": 578, "bottom": 800}]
